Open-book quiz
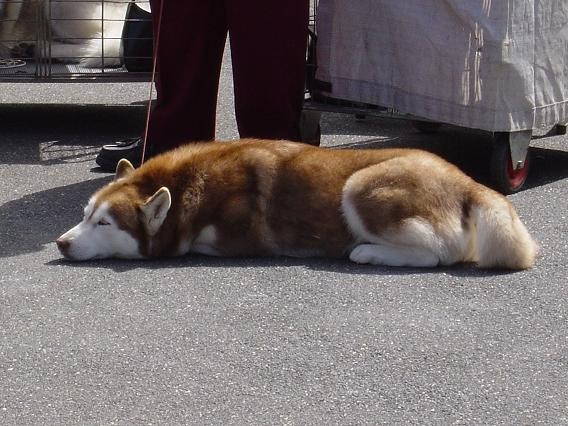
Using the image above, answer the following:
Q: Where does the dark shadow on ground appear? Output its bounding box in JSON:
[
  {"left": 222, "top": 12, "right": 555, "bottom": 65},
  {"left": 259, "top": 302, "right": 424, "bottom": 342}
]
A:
[
  {"left": 0, "top": 176, "right": 113, "bottom": 258},
  {"left": 0, "top": 104, "right": 145, "bottom": 165},
  {"left": 321, "top": 114, "right": 568, "bottom": 191},
  {"left": 46, "top": 250, "right": 518, "bottom": 280}
]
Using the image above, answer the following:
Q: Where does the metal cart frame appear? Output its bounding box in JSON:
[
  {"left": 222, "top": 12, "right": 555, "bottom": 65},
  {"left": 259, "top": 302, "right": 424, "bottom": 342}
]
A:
[{"left": 302, "top": 1, "right": 567, "bottom": 194}]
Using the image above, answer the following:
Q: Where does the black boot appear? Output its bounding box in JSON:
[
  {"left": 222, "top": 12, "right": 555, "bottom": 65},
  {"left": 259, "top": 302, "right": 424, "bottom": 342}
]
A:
[{"left": 96, "top": 137, "right": 154, "bottom": 172}]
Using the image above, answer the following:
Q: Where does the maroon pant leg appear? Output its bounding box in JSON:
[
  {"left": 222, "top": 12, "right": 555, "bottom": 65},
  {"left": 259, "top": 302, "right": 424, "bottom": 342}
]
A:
[
  {"left": 227, "top": 0, "right": 309, "bottom": 141},
  {"left": 146, "top": 0, "right": 228, "bottom": 149}
]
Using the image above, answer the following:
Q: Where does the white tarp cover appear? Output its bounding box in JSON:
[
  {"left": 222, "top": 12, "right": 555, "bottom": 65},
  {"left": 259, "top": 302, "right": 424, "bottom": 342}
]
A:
[{"left": 315, "top": 0, "right": 568, "bottom": 132}]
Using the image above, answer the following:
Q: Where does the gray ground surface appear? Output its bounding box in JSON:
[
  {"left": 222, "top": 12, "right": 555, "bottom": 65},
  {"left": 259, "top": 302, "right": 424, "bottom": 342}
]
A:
[{"left": 1, "top": 56, "right": 568, "bottom": 424}]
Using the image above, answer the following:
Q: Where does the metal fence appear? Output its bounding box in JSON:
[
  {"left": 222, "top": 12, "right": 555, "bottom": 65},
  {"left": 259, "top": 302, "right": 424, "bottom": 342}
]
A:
[{"left": 0, "top": 0, "right": 152, "bottom": 81}]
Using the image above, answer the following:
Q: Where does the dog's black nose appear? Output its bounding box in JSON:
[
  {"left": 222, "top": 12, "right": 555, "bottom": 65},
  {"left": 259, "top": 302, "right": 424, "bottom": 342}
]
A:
[{"left": 56, "top": 238, "right": 70, "bottom": 254}]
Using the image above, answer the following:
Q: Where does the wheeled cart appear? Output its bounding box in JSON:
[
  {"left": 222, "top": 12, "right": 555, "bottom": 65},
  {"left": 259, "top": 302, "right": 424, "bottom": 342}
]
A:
[{"left": 304, "top": 0, "right": 568, "bottom": 193}]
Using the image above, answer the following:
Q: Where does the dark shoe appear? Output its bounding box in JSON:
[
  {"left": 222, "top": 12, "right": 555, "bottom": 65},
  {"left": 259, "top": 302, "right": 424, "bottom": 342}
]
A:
[{"left": 96, "top": 137, "right": 151, "bottom": 172}]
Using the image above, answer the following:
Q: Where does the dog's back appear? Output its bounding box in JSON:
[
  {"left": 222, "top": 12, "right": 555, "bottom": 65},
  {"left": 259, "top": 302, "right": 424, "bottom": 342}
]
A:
[{"left": 137, "top": 140, "right": 427, "bottom": 257}]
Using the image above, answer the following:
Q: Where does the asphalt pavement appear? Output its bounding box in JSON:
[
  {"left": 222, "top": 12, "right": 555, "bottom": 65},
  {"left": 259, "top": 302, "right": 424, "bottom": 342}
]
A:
[{"left": 1, "top": 61, "right": 568, "bottom": 424}]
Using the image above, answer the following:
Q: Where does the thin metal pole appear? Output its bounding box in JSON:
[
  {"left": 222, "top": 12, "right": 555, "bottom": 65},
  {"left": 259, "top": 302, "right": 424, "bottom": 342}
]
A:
[{"left": 140, "top": 0, "right": 163, "bottom": 165}]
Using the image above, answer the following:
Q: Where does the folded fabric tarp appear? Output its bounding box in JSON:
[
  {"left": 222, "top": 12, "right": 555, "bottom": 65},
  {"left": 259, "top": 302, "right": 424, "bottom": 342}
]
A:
[{"left": 316, "top": 0, "right": 568, "bottom": 132}]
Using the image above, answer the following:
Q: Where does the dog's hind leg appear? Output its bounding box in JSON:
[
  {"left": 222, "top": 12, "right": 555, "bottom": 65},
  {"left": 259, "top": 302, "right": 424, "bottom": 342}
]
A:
[
  {"left": 341, "top": 157, "right": 469, "bottom": 267},
  {"left": 345, "top": 214, "right": 444, "bottom": 267},
  {"left": 349, "top": 243, "right": 439, "bottom": 267}
]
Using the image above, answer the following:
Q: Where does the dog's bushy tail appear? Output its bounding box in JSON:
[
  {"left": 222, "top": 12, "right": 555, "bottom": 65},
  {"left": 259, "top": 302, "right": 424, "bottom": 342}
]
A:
[{"left": 471, "top": 191, "right": 537, "bottom": 269}]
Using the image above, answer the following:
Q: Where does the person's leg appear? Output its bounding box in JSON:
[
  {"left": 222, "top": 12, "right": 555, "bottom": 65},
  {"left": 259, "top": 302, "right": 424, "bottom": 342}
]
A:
[
  {"left": 227, "top": 0, "right": 309, "bottom": 141},
  {"left": 96, "top": 0, "right": 228, "bottom": 171},
  {"left": 147, "top": 0, "right": 228, "bottom": 149}
]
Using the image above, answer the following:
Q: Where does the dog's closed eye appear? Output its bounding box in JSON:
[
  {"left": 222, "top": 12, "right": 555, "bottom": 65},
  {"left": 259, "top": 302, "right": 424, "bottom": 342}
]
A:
[{"left": 97, "top": 219, "right": 110, "bottom": 226}]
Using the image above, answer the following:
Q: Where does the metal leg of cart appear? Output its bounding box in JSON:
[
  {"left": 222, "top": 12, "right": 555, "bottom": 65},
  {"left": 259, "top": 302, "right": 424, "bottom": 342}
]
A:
[
  {"left": 555, "top": 123, "right": 567, "bottom": 135},
  {"left": 299, "top": 109, "right": 322, "bottom": 146},
  {"left": 490, "top": 130, "right": 532, "bottom": 194}
]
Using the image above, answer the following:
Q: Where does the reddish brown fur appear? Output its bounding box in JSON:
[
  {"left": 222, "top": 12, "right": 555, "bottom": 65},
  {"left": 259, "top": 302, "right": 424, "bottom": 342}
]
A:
[
  {"left": 89, "top": 139, "right": 536, "bottom": 268},
  {"left": 96, "top": 140, "right": 421, "bottom": 257},
  {"left": 345, "top": 154, "right": 476, "bottom": 236}
]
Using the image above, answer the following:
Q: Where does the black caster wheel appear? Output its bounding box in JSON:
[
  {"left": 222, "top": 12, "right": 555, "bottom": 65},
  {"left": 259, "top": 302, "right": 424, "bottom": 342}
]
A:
[{"left": 490, "top": 134, "right": 530, "bottom": 194}]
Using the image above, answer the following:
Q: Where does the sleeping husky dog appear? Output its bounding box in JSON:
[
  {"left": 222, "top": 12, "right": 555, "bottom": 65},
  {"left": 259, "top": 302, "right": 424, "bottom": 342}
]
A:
[
  {"left": 0, "top": 0, "right": 135, "bottom": 66},
  {"left": 56, "top": 139, "right": 537, "bottom": 269}
]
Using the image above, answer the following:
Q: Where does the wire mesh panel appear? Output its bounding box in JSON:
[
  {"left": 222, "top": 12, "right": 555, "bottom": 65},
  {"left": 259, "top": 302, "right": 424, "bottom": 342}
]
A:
[{"left": 0, "top": 0, "right": 152, "bottom": 81}]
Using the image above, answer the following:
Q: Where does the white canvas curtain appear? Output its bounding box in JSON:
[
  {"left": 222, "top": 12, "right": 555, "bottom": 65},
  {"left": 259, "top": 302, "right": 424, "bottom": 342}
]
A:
[{"left": 315, "top": 0, "right": 568, "bottom": 132}]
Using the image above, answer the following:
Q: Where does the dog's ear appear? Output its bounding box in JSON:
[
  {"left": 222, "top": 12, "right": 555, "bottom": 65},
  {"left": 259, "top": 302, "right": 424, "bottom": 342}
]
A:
[
  {"left": 140, "top": 187, "right": 171, "bottom": 236},
  {"left": 115, "top": 159, "right": 135, "bottom": 180}
]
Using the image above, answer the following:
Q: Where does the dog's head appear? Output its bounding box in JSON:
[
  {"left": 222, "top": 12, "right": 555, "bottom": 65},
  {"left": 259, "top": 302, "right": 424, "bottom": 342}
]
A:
[{"left": 56, "top": 159, "right": 172, "bottom": 261}]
